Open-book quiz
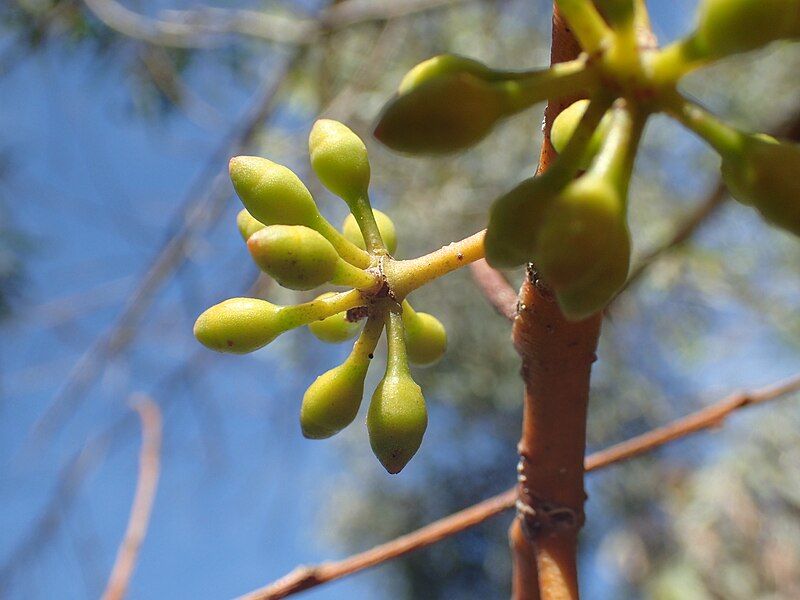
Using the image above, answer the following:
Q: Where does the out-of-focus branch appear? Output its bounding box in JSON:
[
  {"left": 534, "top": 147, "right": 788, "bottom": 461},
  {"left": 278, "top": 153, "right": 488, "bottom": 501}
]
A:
[
  {"left": 469, "top": 259, "right": 517, "bottom": 321},
  {"left": 101, "top": 396, "right": 162, "bottom": 600},
  {"left": 29, "top": 49, "right": 304, "bottom": 448},
  {"left": 620, "top": 103, "right": 800, "bottom": 298},
  {"left": 81, "top": 0, "right": 465, "bottom": 48},
  {"left": 621, "top": 182, "right": 727, "bottom": 293},
  {"left": 241, "top": 373, "right": 800, "bottom": 599}
]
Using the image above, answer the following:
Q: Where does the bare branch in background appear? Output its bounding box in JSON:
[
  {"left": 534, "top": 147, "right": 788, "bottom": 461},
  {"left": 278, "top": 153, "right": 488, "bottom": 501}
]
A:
[
  {"left": 245, "top": 373, "right": 800, "bottom": 599},
  {"left": 619, "top": 103, "right": 800, "bottom": 299},
  {"left": 101, "top": 396, "right": 162, "bottom": 600},
  {"left": 81, "top": 0, "right": 466, "bottom": 48},
  {"left": 469, "top": 259, "right": 517, "bottom": 321},
  {"left": 29, "top": 49, "right": 304, "bottom": 447}
]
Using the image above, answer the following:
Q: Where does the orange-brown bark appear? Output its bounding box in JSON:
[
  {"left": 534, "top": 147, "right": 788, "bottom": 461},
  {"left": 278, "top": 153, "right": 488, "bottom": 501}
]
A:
[{"left": 509, "top": 6, "right": 598, "bottom": 600}]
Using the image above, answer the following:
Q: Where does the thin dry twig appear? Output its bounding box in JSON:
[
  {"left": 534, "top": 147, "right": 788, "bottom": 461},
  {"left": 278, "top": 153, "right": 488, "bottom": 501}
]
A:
[
  {"left": 81, "top": 0, "right": 465, "bottom": 48},
  {"left": 101, "top": 396, "right": 162, "bottom": 600},
  {"left": 469, "top": 259, "right": 517, "bottom": 321},
  {"left": 30, "top": 50, "right": 304, "bottom": 447},
  {"left": 244, "top": 373, "right": 800, "bottom": 599}
]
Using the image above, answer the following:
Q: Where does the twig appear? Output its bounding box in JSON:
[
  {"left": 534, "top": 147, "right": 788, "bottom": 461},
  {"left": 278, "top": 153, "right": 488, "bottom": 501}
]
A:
[
  {"left": 510, "top": 7, "right": 587, "bottom": 599},
  {"left": 29, "top": 49, "right": 305, "bottom": 447},
  {"left": 621, "top": 182, "right": 727, "bottom": 293},
  {"left": 239, "top": 373, "right": 800, "bottom": 599},
  {"left": 81, "top": 0, "right": 465, "bottom": 48},
  {"left": 101, "top": 396, "right": 162, "bottom": 600},
  {"left": 469, "top": 259, "right": 517, "bottom": 321}
]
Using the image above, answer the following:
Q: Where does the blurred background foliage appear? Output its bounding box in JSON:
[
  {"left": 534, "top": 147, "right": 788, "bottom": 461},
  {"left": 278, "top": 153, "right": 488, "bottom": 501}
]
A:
[{"left": 2, "top": 0, "right": 800, "bottom": 598}]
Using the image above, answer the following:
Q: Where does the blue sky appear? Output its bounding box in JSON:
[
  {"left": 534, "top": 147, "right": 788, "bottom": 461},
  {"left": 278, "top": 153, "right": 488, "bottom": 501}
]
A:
[{"left": 4, "top": 2, "right": 797, "bottom": 599}]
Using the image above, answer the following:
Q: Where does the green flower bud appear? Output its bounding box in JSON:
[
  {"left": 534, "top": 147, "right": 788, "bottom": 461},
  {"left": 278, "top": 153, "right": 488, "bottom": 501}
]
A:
[
  {"left": 308, "top": 293, "right": 361, "bottom": 343},
  {"left": 721, "top": 134, "right": 800, "bottom": 236},
  {"left": 236, "top": 209, "right": 266, "bottom": 241},
  {"left": 194, "top": 297, "right": 286, "bottom": 354},
  {"left": 554, "top": 219, "right": 631, "bottom": 320},
  {"left": 301, "top": 316, "right": 383, "bottom": 439},
  {"left": 691, "top": 0, "right": 800, "bottom": 59},
  {"left": 342, "top": 210, "right": 398, "bottom": 255},
  {"left": 535, "top": 175, "right": 628, "bottom": 291},
  {"left": 484, "top": 177, "right": 561, "bottom": 269},
  {"left": 309, "top": 119, "right": 371, "bottom": 201},
  {"left": 301, "top": 359, "right": 368, "bottom": 439},
  {"left": 367, "top": 311, "right": 427, "bottom": 474},
  {"left": 229, "top": 156, "right": 321, "bottom": 227},
  {"left": 367, "top": 374, "right": 428, "bottom": 474},
  {"left": 374, "top": 55, "right": 508, "bottom": 154},
  {"left": 247, "top": 225, "right": 340, "bottom": 290},
  {"left": 551, "top": 99, "right": 612, "bottom": 168},
  {"left": 397, "top": 54, "right": 495, "bottom": 94},
  {"left": 402, "top": 302, "right": 447, "bottom": 366}
]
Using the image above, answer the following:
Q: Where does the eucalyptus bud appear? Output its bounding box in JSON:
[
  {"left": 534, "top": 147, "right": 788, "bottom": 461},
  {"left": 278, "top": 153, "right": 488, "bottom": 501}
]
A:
[
  {"left": 402, "top": 302, "right": 447, "bottom": 366},
  {"left": 484, "top": 177, "right": 560, "bottom": 269},
  {"left": 236, "top": 209, "right": 265, "bottom": 241},
  {"left": 301, "top": 316, "right": 383, "bottom": 439},
  {"left": 721, "top": 134, "right": 800, "bottom": 236},
  {"left": 535, "top": 176, "right": 628, "bottom": 291},
  {"left": 309, "top": 119, "right": 371, "bottom": 202},
  {"left": 247, "top": 225, "right": 340, "bottom": 290},
  {"left": 367, "top": 310, "right": 427, "bottom": 474},
  {"left": 193, "top": 298, "right": 286, "bottom": 354},
  {"left": 308, "top": 293, "right": 361, "bottom": 343},
  {"left": 690, "top": 0, "right": 800, "bottom": 59},
  {"left": 551, "top": 99, "right": 612, "bottom": 167},
  {"left": 342, "top": 210, "right": 398, "bottom": 255},
  {"left": 229, "top": 156, "right": 321, "bottom": 227}
]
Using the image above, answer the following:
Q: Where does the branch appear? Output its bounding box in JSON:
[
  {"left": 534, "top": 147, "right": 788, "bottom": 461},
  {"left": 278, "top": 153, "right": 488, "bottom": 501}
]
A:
[
  {"left": 101, "top": 396, "right": 162, "bottom": 600},
  {"left": 620, "top": 182, "right": 727, "bottom": 294},
  {"left": 469, "top": 259, "right": 517, "bottom": 321},
  {"left": 240, "top": 373, "right": 800, "bottom": 599},
  {"left": 29, "top": 50, "right": 305, "bottom": 448},
  {"left": 81, "top": 0, "right": 466, "bottom": 48}
]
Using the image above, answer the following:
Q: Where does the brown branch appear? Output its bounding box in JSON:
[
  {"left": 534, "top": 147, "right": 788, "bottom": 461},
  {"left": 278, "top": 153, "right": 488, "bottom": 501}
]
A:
[
  {"left": 236, "top": 490, "right": 516, "bottom": 600},
  {"left": 470, "top": 259, "right": 517, "bottom": 321},
  {"left": 101, "top": 396, "right": 162, "bottom": 600},
  {"left": 509, "top": 6, "right": 588, "bottom": 599},
  {"left": 240, "top": 373, "right": 800, "bottom": 599}
]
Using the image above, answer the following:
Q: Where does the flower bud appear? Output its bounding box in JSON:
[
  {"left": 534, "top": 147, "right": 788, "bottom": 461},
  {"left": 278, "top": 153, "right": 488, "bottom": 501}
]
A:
[
  {"left": 721, "top": 134, "right": 800, "bottom": 236},
  {"left": 374, "top": 55, "right": 508, "bottom": 154},
  {"left": 367, "top": 311, "right": 427, "bottom": 473},
  {"left": 302, "top": 316, "right": 383, "bottom": 438},
  {"left": 484, "top": 177, "right": 560, "bottom": 269},
  {"left": 342, "top": 210, "right": 398, "bottom": 255},
  {"left": 301, "top": 358, "right": 369, "bottom": 439},
  {"left": 229, "top": 156, "right": 321, "bottom": 227},
  {"left": 247, "top": 225, "right": 340, "bottom": 290},
  {"left": 236, "top": 209, "right": 265, "bottom": 242},
  {"left": 690, "top": 0, "right": 800, "bottom": 59},
  {"left": 535, "top": 175, "right": 628, "bottom": 291},
  {"left": 308, "top": 293, "right": 360, "bottom": 343},
  {"left": 402, "top": 303, "right": 447, "bottom": 366},
  {"left": 554, "top": 219, "right": 631, "bottom": 320},
  {"left": 551, "top": 99, "right": 611, "bottom": 168},
  {"left": 309, "top": 120, "right": 371, "bottom": 201},
  {"left": 193, "top": 298, "right": 286, "bottom": 354},
  {"left": 367, "top": 372, "right": 427, "bottom": 474}
]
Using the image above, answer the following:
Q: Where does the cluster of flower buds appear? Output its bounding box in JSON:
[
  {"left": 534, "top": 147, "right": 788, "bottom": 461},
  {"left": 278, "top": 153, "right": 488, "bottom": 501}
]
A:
[
  {"left": 194, "top": 120, "right": 447, "bottom": 473},
  {"left": 374, "top": 0, "right": 800, "bottom": 319}
]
